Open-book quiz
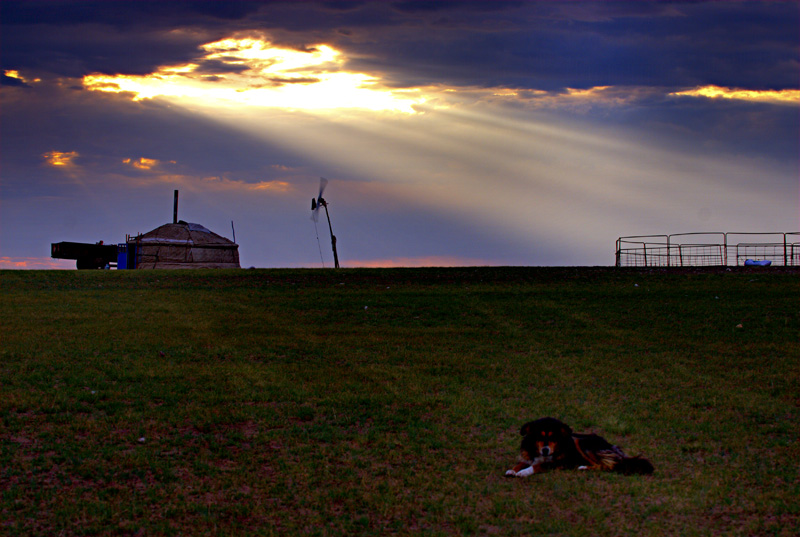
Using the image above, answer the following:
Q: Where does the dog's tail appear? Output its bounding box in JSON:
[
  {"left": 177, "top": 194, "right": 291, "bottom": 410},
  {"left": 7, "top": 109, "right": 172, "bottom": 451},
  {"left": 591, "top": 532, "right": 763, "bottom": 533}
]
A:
[{"left": 613, "top": 455, "right": 654, "bottom": 475}]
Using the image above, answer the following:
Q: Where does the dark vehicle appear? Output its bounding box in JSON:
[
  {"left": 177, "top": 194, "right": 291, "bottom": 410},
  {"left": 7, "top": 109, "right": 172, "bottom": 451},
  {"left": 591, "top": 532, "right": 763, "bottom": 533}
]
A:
[{"left": 51, "top": 241, "right": 119, "bottom": 269}]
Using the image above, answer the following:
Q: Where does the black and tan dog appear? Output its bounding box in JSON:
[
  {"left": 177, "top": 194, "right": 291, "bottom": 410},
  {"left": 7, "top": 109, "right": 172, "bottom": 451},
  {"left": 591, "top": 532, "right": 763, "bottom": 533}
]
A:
[{"left": 505, "top": 417, "right": 654, "bottom": 477}]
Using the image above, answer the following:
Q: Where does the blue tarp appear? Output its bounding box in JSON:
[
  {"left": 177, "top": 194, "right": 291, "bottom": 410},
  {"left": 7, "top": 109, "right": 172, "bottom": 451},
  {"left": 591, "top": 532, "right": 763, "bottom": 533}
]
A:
[{"left": 744, "top": 259, "right": 772, "bottom": 266}]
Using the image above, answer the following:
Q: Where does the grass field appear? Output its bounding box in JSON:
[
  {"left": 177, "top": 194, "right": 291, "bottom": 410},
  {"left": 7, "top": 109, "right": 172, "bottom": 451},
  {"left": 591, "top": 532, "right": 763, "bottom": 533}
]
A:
[{"left": 1, "top": 267, "right": 798, "bottom": 536}]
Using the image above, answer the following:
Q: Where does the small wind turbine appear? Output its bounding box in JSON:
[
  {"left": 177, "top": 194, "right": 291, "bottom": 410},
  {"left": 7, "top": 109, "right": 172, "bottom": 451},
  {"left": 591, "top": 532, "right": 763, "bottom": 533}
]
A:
[{"left": 311, "top": 177, "right": 340, "bottom": 269}]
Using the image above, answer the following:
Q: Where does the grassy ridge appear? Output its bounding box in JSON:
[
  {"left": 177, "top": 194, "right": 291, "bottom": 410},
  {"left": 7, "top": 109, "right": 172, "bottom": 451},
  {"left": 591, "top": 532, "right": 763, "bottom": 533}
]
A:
[{"left": 1, "top": 267, "right": 798, "bottom": 536}]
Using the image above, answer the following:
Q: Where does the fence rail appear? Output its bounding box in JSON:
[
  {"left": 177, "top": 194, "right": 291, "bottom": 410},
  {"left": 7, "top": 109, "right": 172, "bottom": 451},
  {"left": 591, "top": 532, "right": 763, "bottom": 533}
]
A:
[{"left": 616, "top": 232, "right": 799, "bottom": 267}]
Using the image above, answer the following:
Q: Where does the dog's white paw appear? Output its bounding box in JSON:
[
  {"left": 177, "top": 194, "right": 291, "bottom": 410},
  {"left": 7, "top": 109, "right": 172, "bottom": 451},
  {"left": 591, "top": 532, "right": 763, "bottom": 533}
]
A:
[
  {"left": 578, "top": 466, "right": 588, "bottom": 471},
  {"left": 505, "top": 469, "right": 517, "bottom": 477},
  {"left": 515, "top": 466, "right": 534, "bottom": 477}
]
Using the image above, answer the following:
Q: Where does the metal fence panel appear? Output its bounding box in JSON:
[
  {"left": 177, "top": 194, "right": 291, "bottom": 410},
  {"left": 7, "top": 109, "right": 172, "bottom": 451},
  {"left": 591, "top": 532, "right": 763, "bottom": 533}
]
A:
[{"left": 616, "top": 232, "right": 798, "bottom": 267}]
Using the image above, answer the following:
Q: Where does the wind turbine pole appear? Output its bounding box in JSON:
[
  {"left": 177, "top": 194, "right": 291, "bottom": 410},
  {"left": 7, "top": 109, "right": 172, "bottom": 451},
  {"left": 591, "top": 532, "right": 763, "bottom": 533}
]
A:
[{"left": 321, "top": 200, "right": 340, "bottom": 269}]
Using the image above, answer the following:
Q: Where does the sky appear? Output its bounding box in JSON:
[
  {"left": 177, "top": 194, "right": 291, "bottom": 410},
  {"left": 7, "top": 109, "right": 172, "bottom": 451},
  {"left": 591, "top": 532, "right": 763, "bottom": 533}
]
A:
[{"left": 1, "top": 0, "right": 798, "bottom": 269}]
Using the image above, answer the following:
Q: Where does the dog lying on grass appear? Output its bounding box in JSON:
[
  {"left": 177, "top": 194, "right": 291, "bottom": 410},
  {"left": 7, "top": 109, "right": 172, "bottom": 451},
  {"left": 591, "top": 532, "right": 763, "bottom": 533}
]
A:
[{"left": 505, "top": 417, "right": 654, "bottom": 477}]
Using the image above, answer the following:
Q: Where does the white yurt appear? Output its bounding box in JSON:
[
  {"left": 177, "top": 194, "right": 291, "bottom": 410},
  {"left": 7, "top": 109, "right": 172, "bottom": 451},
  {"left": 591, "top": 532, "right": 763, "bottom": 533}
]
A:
[{"left": 128, "top": 221, "right": 240, "bottom": 269}]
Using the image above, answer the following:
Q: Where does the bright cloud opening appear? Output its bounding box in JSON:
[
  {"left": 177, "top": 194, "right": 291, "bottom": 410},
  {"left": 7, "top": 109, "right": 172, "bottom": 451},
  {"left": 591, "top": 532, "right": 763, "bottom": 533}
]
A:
[
  {"left": 82, "top": 38, "right": 426, "bottom": 113},
  {"left": 43, "top": 150, "right": 79, "bottom": 167},
  {"left": 670, "top": 85, "right": 800, "bottom": 105},
  {"left": 4, "top": 69, "right": 39, "bottom": 84}
]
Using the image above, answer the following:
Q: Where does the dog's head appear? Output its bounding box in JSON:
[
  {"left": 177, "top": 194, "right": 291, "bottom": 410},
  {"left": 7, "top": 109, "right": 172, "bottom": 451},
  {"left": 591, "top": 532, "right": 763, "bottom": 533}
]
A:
[{"left": 519, "top": 417, "right": 573, "bottom": 463}]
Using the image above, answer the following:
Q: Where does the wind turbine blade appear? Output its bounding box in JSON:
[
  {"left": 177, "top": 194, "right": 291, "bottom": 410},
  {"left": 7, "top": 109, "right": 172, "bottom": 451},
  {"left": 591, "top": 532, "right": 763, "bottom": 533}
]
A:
[{"left": 317, "top": 177, "right": 328, "bottom": 201}]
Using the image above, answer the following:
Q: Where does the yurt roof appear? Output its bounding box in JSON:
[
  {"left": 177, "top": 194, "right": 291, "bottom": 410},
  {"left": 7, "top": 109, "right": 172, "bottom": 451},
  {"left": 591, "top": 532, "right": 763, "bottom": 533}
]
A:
[{"left": 135, "top": 221, "right": 236, "bottom": 247}]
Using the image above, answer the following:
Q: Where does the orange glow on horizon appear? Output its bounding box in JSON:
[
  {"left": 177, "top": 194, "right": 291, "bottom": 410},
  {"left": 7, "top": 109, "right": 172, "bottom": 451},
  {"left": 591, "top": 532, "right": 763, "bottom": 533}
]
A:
[
  {"left": 343, "top": 256, "right": 501, "bottom": 268},
  {"left": 0, "top": 257, "right": 76, "bottom": 270}
]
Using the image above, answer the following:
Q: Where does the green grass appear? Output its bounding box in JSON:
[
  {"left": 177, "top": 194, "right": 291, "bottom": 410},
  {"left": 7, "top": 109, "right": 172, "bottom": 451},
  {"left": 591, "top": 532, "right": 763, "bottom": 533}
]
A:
[{"left": 1, "top": 267, "right": 798, "bottom": 536}]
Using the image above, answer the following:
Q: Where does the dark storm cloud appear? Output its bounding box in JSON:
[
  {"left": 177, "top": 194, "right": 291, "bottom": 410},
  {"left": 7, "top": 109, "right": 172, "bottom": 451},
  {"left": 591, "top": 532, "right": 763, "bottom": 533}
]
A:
[
  {"left": 193, "top": 59, "right": 252, "bottom": 76},
  {"left": 0, "top": 0, "right": 263, "bottom": 77},
  {"left": 2, "top": 1, "right": 797, "bottom": 90},
  {"left": 345, "top": 1, "right": 799, "bottom": 91},
  {"left": 1, "top": 22, "right": 207, "bottom": 77},
  {"left": 0, "top": 0, "right": 260, "bottom": 26}
]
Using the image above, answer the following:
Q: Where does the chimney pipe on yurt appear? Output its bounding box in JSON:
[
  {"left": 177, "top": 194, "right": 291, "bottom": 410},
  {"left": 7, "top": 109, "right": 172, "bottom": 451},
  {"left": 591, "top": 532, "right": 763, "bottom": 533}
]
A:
[{"left": 173, "top": 190, "right": 179, "bottom": 224}]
